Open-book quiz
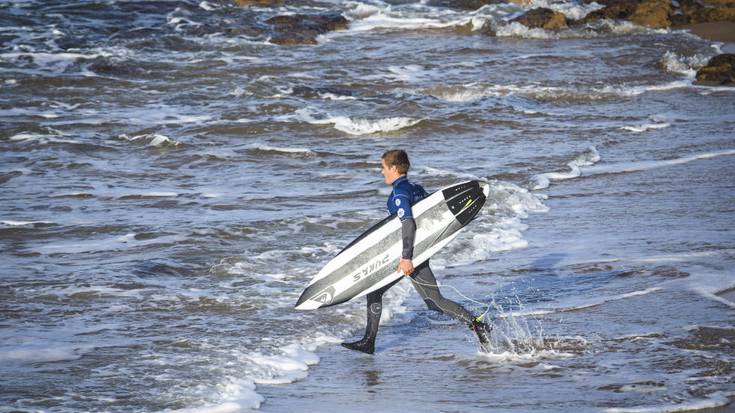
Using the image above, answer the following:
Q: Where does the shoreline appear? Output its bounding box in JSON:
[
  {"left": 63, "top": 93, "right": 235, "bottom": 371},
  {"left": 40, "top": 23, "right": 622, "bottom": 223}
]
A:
[{"left": 675, "top": 21, "right": 735, "bottom": 53}]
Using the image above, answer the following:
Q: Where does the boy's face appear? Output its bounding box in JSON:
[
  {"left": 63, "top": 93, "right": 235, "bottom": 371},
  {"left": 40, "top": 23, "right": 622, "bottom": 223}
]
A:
[{"left": 381, "top": 159, "right": 401, "bottom": 185}]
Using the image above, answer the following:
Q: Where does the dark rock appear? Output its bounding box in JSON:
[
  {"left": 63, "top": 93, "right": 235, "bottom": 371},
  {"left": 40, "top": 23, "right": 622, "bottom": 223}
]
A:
[
  {"left": 678, "top": 0, "right": 735, "bottom": 23},
  {"left": 431, "top": 0, "right": 534, "bottom": 10},
  {"left": 291, "top": 86, "right": 354, "bottom": 99},
  {"left": 695, "top": 53, "right": 735, "bottom": 85},
  {"left": 511, "top": 8, "right": 568, "bottom": 29},
  {"left": 266, "top": 14, "right": 348, "bottom": 32},
  {"left": 428, "top": 0, "right": 503, "bottom": 10},
  {"left": 265, "top": 13, "right": 348, "bottom": 45}
]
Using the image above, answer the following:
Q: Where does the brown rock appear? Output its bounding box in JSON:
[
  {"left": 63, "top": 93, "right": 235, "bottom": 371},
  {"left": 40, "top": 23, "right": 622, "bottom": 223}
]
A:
[
  {"left": 629, "top": 0, "right": 671, "bottom": 28},
  {"left": 695, "top": 53, "right": 735, "bottom": 85},
  {"left": 511, "top": 8, "right": 568, "bottom": 29},
  {"left": 580, "top": 0, "right": 671, "bottom": 28},
  {"left": 265, "top": 13, "right": 348, "bottom": 45}
]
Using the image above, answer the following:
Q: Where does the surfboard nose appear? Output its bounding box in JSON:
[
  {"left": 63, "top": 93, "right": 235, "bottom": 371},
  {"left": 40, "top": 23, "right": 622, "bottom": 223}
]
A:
[{"left": 294, "top": 299, "right": 321, "bottom": 311}]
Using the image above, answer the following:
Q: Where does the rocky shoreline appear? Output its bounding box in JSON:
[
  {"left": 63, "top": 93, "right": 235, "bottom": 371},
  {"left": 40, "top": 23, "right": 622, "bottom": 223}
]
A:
[{"left": 231, "top": 0, "right": 735, "bottom": 85}]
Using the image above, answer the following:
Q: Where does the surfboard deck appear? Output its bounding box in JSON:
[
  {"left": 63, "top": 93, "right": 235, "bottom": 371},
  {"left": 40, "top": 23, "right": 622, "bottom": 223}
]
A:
[{"left": 295, "top": 180, "right": 489, "bottom": 310}]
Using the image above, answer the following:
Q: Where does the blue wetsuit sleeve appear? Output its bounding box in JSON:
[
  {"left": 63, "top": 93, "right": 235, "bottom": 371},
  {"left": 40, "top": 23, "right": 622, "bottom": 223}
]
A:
[{"left": 393, "top": 189, "right": 413, "bottom": 222}]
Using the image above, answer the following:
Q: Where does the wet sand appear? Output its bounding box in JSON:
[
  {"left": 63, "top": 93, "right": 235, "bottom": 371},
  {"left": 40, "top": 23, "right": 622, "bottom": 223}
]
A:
[{"left": 677, "top": 22, "right": 735, "bottom": 53}]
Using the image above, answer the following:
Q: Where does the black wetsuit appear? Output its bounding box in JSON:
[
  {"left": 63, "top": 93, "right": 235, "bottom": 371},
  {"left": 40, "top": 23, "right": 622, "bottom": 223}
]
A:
[{"left": 342, "top": 176, "right": 488, "bottom": 354}]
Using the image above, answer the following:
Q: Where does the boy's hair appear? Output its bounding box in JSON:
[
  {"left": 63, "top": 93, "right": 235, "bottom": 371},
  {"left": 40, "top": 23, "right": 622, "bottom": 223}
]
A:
[{"left": 382, "top": 149, "right": 410, "bottom": 174}]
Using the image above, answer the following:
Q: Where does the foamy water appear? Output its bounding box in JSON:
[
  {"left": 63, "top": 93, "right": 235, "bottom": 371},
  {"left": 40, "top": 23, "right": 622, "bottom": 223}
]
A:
[{"left": 1, "top": 0, "right": 734, "bottom": 412}]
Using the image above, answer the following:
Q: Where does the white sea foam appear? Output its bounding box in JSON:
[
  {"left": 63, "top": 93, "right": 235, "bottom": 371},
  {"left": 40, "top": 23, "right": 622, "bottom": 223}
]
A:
[
  {"left": 0, "top": 345, "right": 91, "bottom": 363},
  {"left": 34, "top": 233, "right": 185, "bottom": 255},
  {"left": 533, "top": 146, "right": 600, "bottom": 190},
  {"left": 660, "top": 51, "right": 711, "bottom": 78},
  {"left": 434, "top": 180, "right": 549, "bottom": 267},
  {"left": 184, "top": 334, "right": 343, "bottom": 412},
  {"left": 346, "top": 10, "right": 468, "bottom": 33},
  {"left": 420, "top": 166, "right": 483, "bottom": 181},
  {"left": 166, "top": 380, "right": 264, "bottom": 412},
  {"left": 318, "top": 92, "right": 357, "bottom": 101},
  {"left": 386, "top": 64, "right": 427, "bottom": 83},
  {"left": 425, "top": 86, "right": 488, "bottom": 102},
  {"left": 253, "top": 146, "right": 316, "bottom": 156},
  {"left": 594, "top": 80, "right": 691, "bottom": 97},
  {"left": 525, "top": 0, "right": 604, "bottom": 20},
  {"left": 293, "top": 108, "right": 422, "bottom": 135},
  {"left": 198, "top": 1, "right": 218, "bottom": 11},
  {"left": 603, "top": 391, "right": 733, "bottom": 413},
  {"left": 496, "top": 22, "right": 558, "bottom": 39},
  {"left": 581, "top": 149, "right": 735, "bottom": 177},
  {"left": 621, "top": 123, "right": 671, "bottom": 133},
  {"left": 119, "top": 133, "right": 182, "bottom": 147},
  {"left": 506, "top": 287, "right": 663, "bottom": 317},
  {"left": 1, "top": 220, "right": 54, "bottom": 227},
  {"left": 8, "top": 132, "right": 80, "bottom": 145}
]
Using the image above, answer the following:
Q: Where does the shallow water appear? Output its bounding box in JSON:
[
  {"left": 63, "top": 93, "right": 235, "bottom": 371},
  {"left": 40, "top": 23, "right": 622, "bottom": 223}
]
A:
[{"left": 1, "top": 1, "right": 734, "bottom": 412}]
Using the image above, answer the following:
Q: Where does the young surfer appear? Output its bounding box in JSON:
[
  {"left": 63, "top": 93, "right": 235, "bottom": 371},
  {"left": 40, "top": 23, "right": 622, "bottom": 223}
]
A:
[{"left": 341, "top": 149, "right": 493, "bottom": 354}]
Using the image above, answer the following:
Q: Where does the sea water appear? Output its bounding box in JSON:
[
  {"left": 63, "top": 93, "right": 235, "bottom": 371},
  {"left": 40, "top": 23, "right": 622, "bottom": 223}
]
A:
[{"left": 1, "top": 1, "right": 734, "bottom": 412}]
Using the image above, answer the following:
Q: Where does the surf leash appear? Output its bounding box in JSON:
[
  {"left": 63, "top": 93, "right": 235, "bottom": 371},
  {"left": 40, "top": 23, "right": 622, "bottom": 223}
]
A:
[{"left": 408, "top": 276, "right": 493, "bottom": 323}]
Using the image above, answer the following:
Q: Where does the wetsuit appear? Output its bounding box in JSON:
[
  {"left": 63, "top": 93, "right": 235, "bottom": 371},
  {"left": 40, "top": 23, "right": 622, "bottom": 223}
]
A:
[{"left": 342, "top": 176, "right": 490, "bottom": 354}]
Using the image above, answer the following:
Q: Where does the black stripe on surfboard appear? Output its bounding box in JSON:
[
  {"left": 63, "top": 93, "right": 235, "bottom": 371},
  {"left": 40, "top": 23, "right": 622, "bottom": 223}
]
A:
[
  {"left": 337, "top": 181, "right": 479, "bottom": 256},
  {"left": 337, "top": 213, "right": 395, "bottom": 256}
]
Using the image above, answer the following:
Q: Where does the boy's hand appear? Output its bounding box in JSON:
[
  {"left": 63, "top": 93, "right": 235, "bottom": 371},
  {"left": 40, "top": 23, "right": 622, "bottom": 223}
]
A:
[{"left": 398, "top": 258, "right": 414, "bottom": 277}]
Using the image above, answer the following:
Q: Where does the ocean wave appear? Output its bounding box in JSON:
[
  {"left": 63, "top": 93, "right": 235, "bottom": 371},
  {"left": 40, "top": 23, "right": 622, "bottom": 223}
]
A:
[
  {"left": 580, "top": 149, "right": 735, "bottom": 177},
  {"left": 118, "top": 133, "right": 183, "bottom": 147},
  {"left": 433, "top": 180, "right": 549, "bottom": 268},
  {"left": 0, "top": 345, "right": 92, "bottom": 364},
  {"left": 247, "top": 145, "right": 317, "bottom": 157},
  {"left": 507, "top": 287, "right": 663, "bottom": 317},
  {"left": 603, "top": 391, "right": 734, "bottom": 413},
  {"left": 620, "top": 115, "right": 672, "bottom": 133},
  {"left": 342, "top": 1, "right": 473, "bottom": 34},
  {"left": 7, "top": 131, "right": 81, "bottom": 145},
  {"left": 293, "top": 108, "right": 423, "bottom": 135},
  {"left": 424, "top": 81, "right": 691, "bottom": 104},
  {"left": 526, "top": 0, "right": 603, "bottom": 20},
  {"left": 533, "top": 146, "right": 600, "bottom": 190},
  {"left": 621, "top": 123, "right": 671, "bottom": 133},
  {"left": 660, "top": 51, "right": 711, "bottom": 78},
  {"left": 0, "top": 220, "right": 55, "bottom": 228}
]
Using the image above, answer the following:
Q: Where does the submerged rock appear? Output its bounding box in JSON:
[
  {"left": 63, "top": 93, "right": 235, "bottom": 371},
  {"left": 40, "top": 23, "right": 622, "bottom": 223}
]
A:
[
  {"left": 511, "top": 8, "right": 568, "bottom": 29},
  {"left": 265, "top": 13, "right": 348, "bottom": 45},
  {"left": 695, "top": 54, "right": 735, "bottom": 85},
  {"left": 291, "top": 85, "right": 354, "bottom": 98}
]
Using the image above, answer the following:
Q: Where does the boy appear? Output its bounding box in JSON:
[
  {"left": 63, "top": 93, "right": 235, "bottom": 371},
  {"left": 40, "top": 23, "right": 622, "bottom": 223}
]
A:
[{"left": 341, "top": 149, "right": 492, "bottom": 354}]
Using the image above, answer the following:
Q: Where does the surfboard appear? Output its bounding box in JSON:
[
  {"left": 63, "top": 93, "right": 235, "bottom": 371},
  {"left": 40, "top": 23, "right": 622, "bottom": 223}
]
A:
[{"left": 295, "top": 180, "right": 489, "bottom": 311}]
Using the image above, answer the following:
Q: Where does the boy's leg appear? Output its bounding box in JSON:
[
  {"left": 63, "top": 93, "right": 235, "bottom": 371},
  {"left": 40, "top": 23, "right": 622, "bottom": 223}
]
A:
[
  {"left": 410, "top": 261, "right": 492, "bottom": 347},
  {"left": 341, "top": 277, "right": 401, "bottom": 354}
]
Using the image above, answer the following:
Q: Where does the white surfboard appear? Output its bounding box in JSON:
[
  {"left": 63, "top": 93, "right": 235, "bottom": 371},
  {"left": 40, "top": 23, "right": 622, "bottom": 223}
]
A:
[{"left": 295, "top": 180, "right": 489, "bottom": 310}]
